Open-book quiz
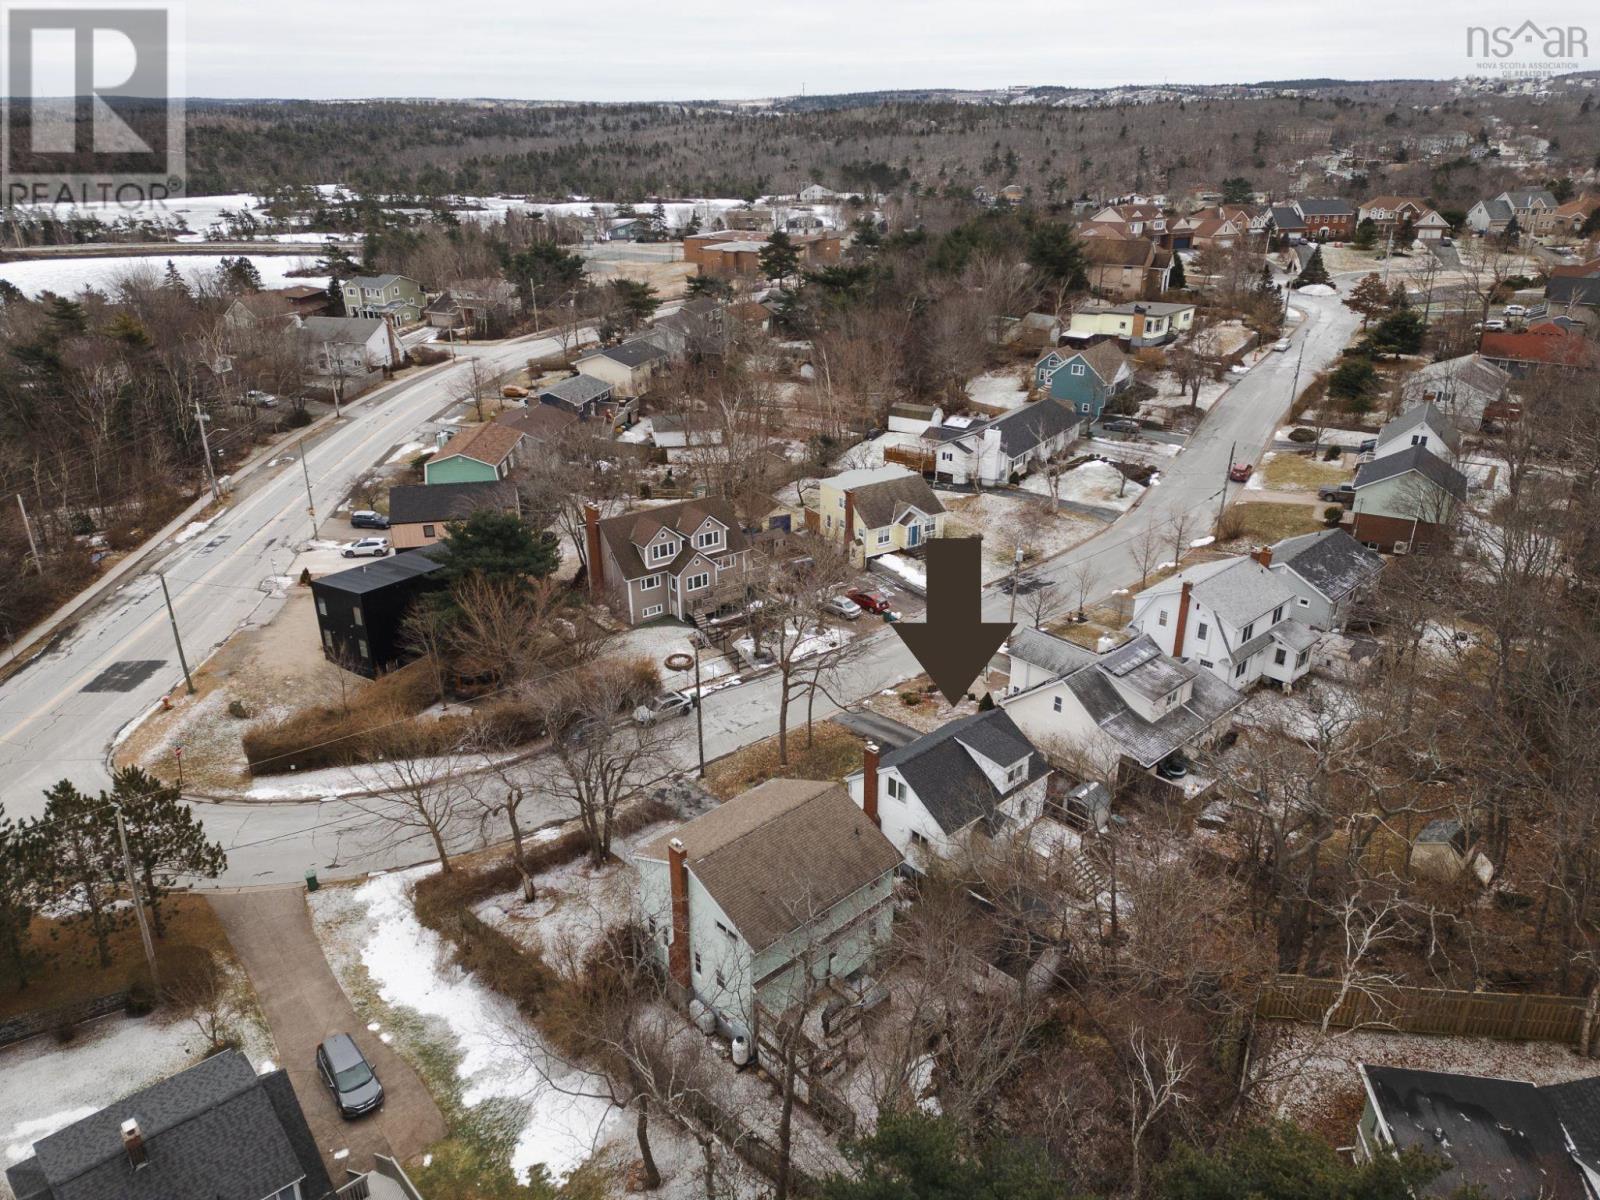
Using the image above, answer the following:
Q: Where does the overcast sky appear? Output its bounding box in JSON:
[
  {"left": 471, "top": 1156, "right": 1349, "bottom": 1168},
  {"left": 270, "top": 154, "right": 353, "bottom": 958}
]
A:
[{"left": 166, "top": 2, "right": 1590, "bottom": 99}]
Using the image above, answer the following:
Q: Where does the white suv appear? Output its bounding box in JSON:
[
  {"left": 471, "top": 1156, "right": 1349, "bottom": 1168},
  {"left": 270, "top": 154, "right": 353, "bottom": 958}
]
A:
[{"left": 342, "top": 537, "right": 390, "bottom": 558}]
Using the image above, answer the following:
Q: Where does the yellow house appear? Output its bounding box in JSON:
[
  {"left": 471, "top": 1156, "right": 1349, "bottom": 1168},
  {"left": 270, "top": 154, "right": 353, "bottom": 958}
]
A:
[
  {"left": 814, "top": 465, "right": 947, "bottom": 562},
  {"left": 1066, "top": 301, "right": 1196, "bottom": 348}
]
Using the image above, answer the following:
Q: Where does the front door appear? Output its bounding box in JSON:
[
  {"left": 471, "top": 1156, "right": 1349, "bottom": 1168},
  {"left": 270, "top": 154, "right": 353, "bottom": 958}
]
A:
[{"left": 906, "top": 524, "right": 921, "bottom": 547}]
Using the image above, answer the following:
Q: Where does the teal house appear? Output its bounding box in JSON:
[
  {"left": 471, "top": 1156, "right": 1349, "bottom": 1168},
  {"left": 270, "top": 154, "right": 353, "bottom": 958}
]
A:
[
  {"left": 423, "top": 422, "right": 525, "bottom": 485},
  {"left": 1034, "top": 340, "right": 1132, "bottom": 421}
]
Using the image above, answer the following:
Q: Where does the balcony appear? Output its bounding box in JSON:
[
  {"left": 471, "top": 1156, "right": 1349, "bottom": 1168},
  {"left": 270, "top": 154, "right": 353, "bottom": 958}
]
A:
[{"left": 685, "top": 569, "right": 761, "bottom": 619}]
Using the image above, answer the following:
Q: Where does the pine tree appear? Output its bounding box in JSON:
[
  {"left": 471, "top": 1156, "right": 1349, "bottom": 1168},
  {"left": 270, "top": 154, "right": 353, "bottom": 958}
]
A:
[
  {"left": 1293, "top": 246, "right": 1330, "bottom": 288},
  {"left": 650, "top": 199, "right": 668, "bottom": 239},
  {"left": 1352, "top": 217, "right": 1378, "bottom": 249},
  {"left": 1167, "top": 252, "right": 1187, "bottom": 291},
  {"left": 111, "top": 767, "right": 226, "bottom": 939},
  {"left": 162, "top": 260, "right": 190, "bottom": 297},
  {"left": 759, "top": 230, "right": 802, "bottom": 284},
  {"left": 0, "top": 805, "right": 47, "bottom": 990},
  {"left": 37, "top": 781, "right": 124, "bottom": 968},
  {"left": 1346, "top": 272, "right": 1390, "bottom": 327}
]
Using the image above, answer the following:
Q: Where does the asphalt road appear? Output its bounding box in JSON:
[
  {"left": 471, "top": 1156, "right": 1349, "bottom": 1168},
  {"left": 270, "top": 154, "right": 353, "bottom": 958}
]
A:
[{"left": 0, "top": 284, "right": 1360, "bottom": 888}]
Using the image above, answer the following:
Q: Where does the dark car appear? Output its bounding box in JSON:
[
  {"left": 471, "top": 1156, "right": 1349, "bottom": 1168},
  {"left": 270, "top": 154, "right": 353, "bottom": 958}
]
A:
[
  {"left": 1318, "top": 483, "right": 1357, "bottom": 504},
  {"left": 1357, "top": 438, "right": 1378, "bottom": 455},
  {"left": 350, "top": 510, "right": 390, "bottom": 530},
  {"left": 316, "top": 1033, "right": 384, "bottom": 1118},
  {"left": 998, "top": 573, "right": 1046, "bottom": 596},
  {"left": 1101, "top": 418, "right": 1141, "bottom": 435}
]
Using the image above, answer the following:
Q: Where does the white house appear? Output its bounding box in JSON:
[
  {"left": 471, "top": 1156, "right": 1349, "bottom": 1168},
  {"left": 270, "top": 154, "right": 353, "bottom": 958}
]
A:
[
  {"left": 1000, "top": 628, "right": 1245, "bottom": 782},
  {"left": 1129, "top": 554, "right": 1320, "bottom": 692},
  {"left": 843, "top": 710, "right": 1051, "bottom": 868},
  {"left": 925, "top": 399, "right": 1083, "bottom": 487},
  {"left": 1371, "top": 402, "right": 1462, "bottom": 465},
  {"left": 1400, "top": 356, "right": 1514, "bottom": 431},
  {"left": 1263, "top": 530, "right": 1384, "bottom": 632},
  {"left": 297, "top": 315, "right": 394, "bottom": 374},
  {"left": 633, "top": 779, "right": 900, "bottom": 1041}
]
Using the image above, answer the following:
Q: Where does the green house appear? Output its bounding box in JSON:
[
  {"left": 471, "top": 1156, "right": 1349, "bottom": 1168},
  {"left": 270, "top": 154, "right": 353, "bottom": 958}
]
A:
[
  {"left": 1034, "top": 340, "right": 1132, "bottom": 421},
  {"left": 423, "top": 423, "right": 524, "bottom": 485},
  {"left": 341, "top": 274, "right": 426, "bottom": 324}
]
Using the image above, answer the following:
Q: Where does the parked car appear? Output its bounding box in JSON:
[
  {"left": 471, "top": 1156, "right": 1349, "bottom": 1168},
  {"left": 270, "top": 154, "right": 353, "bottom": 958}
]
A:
[
  {"left": 1441, "top": 236, "right": 1454, "bottom": 246},
  {"left": 1101, "top": 418, "right": 1141, "bottom": 435},
  {"left": 1154, "top": 752, "right": 1189, "bottom": 782},
  {"left": 1502, "top": 303, "right": 1527, "bottom": 317},
  {"left": 1318, "top": 483, "right": 1357, "bottom": 504},
  {"left": 634, "top": 691, "right": 695, "bottom": 724},
  {"left": 1357, "top": 438, "right": 1378, "bottom": 454},
  {"left": 824, "top": 595, "right": 863, "bottom": 620},
  {"left": 341, "top": 537, "right": 390, "bottom": 558},
  {"left": 1482, "top": 318, "right": 1507, "bottom": 332},
  {"left": 845, "top": 588, "right": 894, "bottom": 616},
  {"left": 1271, "top": 339, "right": 1291, "bottom": 353},
  {"left": 1228, "top": 364, "right": 1251, "bottom": 376},
  {"left": 350, "top": 510, "right": 390, "bottom": 530},
  {"left": 1228, "top": 462, "right": 1253, "bottom": 483},
  {"left": 243, "top": 389, "right": 277, "bottom": 408},
  {"left": 316, "top": 1034, "right": 384, "bottom": 1119}
]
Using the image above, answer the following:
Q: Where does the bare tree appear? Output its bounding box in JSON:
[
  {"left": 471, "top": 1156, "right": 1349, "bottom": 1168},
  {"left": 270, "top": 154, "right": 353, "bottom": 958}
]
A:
[
  {"left": 1125, "top": 1028, "right": 1194, "bottom": 1196},
  {"left": 1067, "top": 558, "right": 1098, "bottom": 622},
  {"left": 345, "top": 728, "right": 474, "bottom": 872}
]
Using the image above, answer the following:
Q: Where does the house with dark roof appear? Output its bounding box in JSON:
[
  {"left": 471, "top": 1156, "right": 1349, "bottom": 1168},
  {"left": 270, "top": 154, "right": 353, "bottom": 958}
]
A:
[
  {"left": 1294, "top": 197, "right": 1359, "bottom": 241},
  {"left": 1547, "top": 272, "right": 1600, "bottom": 311},
  {"left": 423, "top": 422, "right": 524, "bottom": 485},
  {"left": 842, "top": 710, "right": 1052, "bottom": 866},
  {"left": 4, "top": 1049, "right": 334, "bottom": 1200},
  {"left": 574, "top": 337, "right": 671, "bottom": 398},
  {"left": 1034, "top": 340, "right": 1132, "bottom": 421},
  {"left": 1352, "top": 444, "right": 1469, "bottom": 553},
  {"left": 1080, "top": 236, "right": 1172, "bottom": 299},
  {"left": 535, "top": 373, "right": 620, "bottom": 423},
  {"left": 1130, "top": 554, "right": 1321, "bottom": 692},
  {"left": 633, "top": 779, "right": 901, "bottom": 1040},
  {"left": 387, "top": 481, "right": 520, "bottom": 552},
  {"left": 1357, "top": 1064, "right": 1600, "bottom": 1200},
  {"left": 587, "top": 497, "right": 753, "bottom": 626},
  {"left": 1467, "top": 189, "right": 1559, "bottom": 236},
  {"left": 921, "top": 398, "right": 1084, "bottom": 487},
  {"left": 1401, "top": 355, "right": 1515, "bottom": 429},
  {"left": 311, "top": 546, "right": 447, "bottom": 676},
  {"left": 1264, "top": 529, "right": 1384, "bottom": 631},
  {"left": 812, "top": 464, "right": 946, "bottom": 561},
  {"left": 1001, "top": 630, "right": 1245, "bottom": 783},
  {"left": 495, "top": 402, "right": 580, "bottom": 445},
  {"left": 1372, "top": 402, "right": 1461, "bottom": 464}
]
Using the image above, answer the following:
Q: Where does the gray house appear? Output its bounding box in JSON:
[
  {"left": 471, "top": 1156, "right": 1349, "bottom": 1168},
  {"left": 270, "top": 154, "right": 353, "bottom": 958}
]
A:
[
  {"left": 1264, "top": 529, "right": 1384, "bottom": 631},
  {"left": 5, "top": 1050, "right": 333, "bottom": 1200}
]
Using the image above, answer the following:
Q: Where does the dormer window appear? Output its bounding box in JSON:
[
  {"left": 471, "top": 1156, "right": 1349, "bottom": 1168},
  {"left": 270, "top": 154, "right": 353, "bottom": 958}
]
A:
[
  {"left": 1004, "top": 759, "right": 1027, "bottom": 788},
  {"left": 650, "top": 540, "right": 676, "bottom": 562},
  {"left": 1241, "top": 621, "right": 1255, "bottom": 641},
  {"left": 695, "top": 528, "right": 722, "bottom": 549},
  {"left": 1272, "top": 605, "right": 1284, "bottom": 624}
]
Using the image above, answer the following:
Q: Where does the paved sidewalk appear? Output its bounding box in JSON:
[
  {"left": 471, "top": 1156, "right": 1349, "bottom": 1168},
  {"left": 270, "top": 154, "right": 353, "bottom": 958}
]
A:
[{"left": 209, "top": 888, "right": 447, "bottom": 1177}]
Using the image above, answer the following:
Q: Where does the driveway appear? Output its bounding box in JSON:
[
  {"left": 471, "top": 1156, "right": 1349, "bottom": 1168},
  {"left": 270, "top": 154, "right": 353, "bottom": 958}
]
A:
[{"left": 209, "top": 888, "right": 447, "bottom": 1177}]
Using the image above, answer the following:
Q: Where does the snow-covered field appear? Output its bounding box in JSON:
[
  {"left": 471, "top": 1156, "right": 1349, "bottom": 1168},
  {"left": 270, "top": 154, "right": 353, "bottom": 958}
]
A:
[
  {"left": 874, "top": 553, "right": 927, "bottom": 594},
  {"left": 0, "top": 254, "right": 327, "bottom": 299},
  {"left": 1144, "top": 370, "right": 1229, "bottom": 413},
  {"left": 964, "top": 370, "right": 1030, "bottom": 411},
  {"left": 1019, "top": 460, "right": 1145, "bottom": 512},
  {"left": 936, "top": 491, "right": 1101, "bottom": 581}
]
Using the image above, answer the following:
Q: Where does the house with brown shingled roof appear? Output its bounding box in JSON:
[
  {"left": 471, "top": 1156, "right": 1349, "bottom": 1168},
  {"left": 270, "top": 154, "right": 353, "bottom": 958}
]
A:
[
  {"left": 1080, "top": 237, "right": 1172, "bottom": 300},
  {"left": 811, "top": 464, "right": 947, "bottom": 562},
  {"left": 633, "top": 779, "right": 901, "bottom": 1038},
  {"left": 423, "top": 421, "right": 526, "bottom": 485},
  {"left": 587, "top": 497, "right": 754, "bottom": 625}
]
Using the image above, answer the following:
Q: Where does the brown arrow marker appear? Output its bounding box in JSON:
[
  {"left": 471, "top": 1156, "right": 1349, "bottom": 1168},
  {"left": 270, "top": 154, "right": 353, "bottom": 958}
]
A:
[{"left": 892, "top": 537, "right": 1014, "bottom": 706}]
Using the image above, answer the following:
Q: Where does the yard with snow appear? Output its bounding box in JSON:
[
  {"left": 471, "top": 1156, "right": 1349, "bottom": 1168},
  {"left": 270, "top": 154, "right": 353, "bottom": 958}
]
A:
[
  {"left": 964, "top": 370, "right": 1031, "bottom": 411},
  {"left": 936, "top": 491, "right": 1101, "bottom": 582},
  {"left": 1018, "top": 459, "right": 1145, "bottom": 512}
]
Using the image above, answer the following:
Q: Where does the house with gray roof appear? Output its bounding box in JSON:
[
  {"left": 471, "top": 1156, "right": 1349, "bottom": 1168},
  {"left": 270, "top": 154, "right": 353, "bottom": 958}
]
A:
[
  {"left": 1129, "top": 554, "right": 1320, "bottom": 692},
  {"left": 535, "top": 373, "right": 620, "bottom": 422},
  {"left": 921, "top": 398, "right": 1084, "bottom": 487},
  {"left": 1001, "top": 631, "right": 1245, "bottom": 781},
  {"left": 1373, "top": 402, "right": 1461, "bottom": 463},
  {"left": 843, "top": 709, "right": 1052, "bottom": 866},
  {"left": 4, "top": 1049, "right": 337, "bottom": 1200},
  {"left": 1467, "top": 189, "right": 1557, "bottom": 235},
  {"left": 1352, "top": 444, "right": 1468, "bottom": 554},
  {"left": 634, "top": 779, "right": 900, "bottom": 1040},
  {"left": 297, "top": 316, "right": 395, "bottom": 374},
  {"left": 1264, "top": 529, "right": 1384, "bottom": 631},
  {"left": 340, "top": 273, "right": 425, "bottom": 324},
  {"left": 1401, "top": 355, "right": 1514, "bottom": 430},
  {"left": 813, "top": 464, "right": 946, "bottom": 561},
  {"left": 574, "top": 337, "right": 671, "bottom": 398}
]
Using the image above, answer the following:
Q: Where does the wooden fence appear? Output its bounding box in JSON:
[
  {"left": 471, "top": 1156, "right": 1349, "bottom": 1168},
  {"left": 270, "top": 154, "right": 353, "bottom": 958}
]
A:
[{"left": 1257, "top": 975, "right": 1591, "bottom": 1044}]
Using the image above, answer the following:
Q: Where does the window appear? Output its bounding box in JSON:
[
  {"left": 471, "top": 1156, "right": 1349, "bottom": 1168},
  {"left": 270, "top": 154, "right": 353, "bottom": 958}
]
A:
[
  {"left": 358, "top": 639, "right": 369, "bottom": 659},
  {"left": 352, "top": 608, "right": 364, "bottom": 627},
  {"left": 642, "top": 604, "right": 664, "bottom": 619},
  {"left": 1296, "top": 649, "right": 1310, "bottom": 668},
  {"left": 650, "top": 540, "right": 675, "bottom": 562},
  {"left": 716, "top": 920, "right": 737, "bottom": 943},
  {"left": 685, "top": 572, "right": 710, "bottom": 591},
  {"left": 909, "top": 831, "right": 929, "bottom": 848},
  {"left": 422, "top": 524, "right": 435, "bottom": 538},
  {"left": 1274, "top": 648, "right": 1287, "bottom": 666},
  {"left": 695, "top": 529, "right": 721, "bottom": 548},
  {"left": 1298, "top": 597, "right": 1311, "bottom": 607},
  {"left": 837, "top": 495, "right": 845, "bottom": 509},
  {"left": 1272, "top": 605, "right": 1284, "bottom": 624},
  {"left": 1196, "top": 621, "right": 1208, "bottom": 641},
  {"left": 715, "top": 967, "right": 726, "bottom": 989},
  {"left": 1004, "top": 760, "right": 1027, "bottom": 787},
  {"left": 825, "top": 515, "right": 832, "bottom": 531},
  {"left": 1053, "top": 695, "right": 1063, "bottom": 712},
  {"left": 1070, "top": 363, "right": 1086, "bottom": 376},
  {"left": 886, "top": 776, "right": 908, "bottom": 802},
  {"left": 641, "top": 574, "right": 662, "bottom": 590},
  {"left": 317, "top": 597, "right": 327, "bottom": 616},
  {"left": 1411, "top": 434, "right": 1427, "bottom": 447},
  {"left": 1240, "top": 622, "right": 1254, "bottom": 641},
  {"left": 322, "top": 630, "right": 334, "bottom": 650},
  {"left": 1199, "top": 658, "right": 1215, "bottom": 669},
  {"left": 1234, "top": 660, "right": 1248, "bottom": 679},
  {"left": 1157, "top": 609, "right": 1169, "bottom": 627}
]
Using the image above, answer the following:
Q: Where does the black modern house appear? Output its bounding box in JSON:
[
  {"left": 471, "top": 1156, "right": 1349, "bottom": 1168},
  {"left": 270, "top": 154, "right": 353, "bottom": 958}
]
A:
[{"left": 311, "top": 546, "right": 447, "bottom": 677}]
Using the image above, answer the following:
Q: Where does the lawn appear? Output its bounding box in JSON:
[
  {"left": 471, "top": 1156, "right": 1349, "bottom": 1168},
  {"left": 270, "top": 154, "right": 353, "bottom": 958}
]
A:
[
  {"left": 0, "top": 894, "right": 234, "bottom": 1020},
  {"left": 703, "top": 719, "right": 865, "bottom": 800},
  {"left": 1223, "top": 501, "right": 1330, "bottom": 545},
  {"left": 1259, "top": 452, "right": 1350, "bottom": 493}
]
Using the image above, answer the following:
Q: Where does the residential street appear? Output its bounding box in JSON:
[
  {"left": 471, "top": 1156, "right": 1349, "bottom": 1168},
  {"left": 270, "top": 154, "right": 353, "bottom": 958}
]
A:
[{"left": 0, "top": 287, "right": 1357, "bottom": 888}]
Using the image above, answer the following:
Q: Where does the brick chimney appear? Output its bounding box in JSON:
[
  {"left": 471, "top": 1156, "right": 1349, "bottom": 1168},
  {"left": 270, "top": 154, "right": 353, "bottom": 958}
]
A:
[
  {"left": 843, "top": 489, "right": 856, "bottom": 545},
  {"left": 1253, "top": 546, "right": 1273, "bottom": 568},
  {"left": 667, "top": 837, "right": 691, "bottom": 990},
  {"left": 120, "top": 1118, "right": 147, "bottom": 1169},
  {"left": 584, "top": 504, "right": 605, "bottom": 596},
  {"left": 1130, "top": 306, "right": 1146, "bottom": 340},
  {"left": 862, "top": 742, "right": 881, "bottom": 828},
  {"left": 1171, "top": 580, "right": 1193, "bottom": 658}
]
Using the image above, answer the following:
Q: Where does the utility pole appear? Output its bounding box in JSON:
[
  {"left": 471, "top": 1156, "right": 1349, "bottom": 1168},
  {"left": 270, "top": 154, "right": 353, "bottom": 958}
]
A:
[
  {"left": 1382, "top": 222, "right": 1396, "bottom": 286},
  {"left": 158, "top": 572, "right": 195, "bottom": 695},
  {"left": 693, "top": 641, "right": 706, "bottom": 779},
  {"left": 1218, "top": 439, "right": 1237, "bottom": 532},
  {"left": 298, "top": 440, "right": 317, "bottom": 539},
  {"left": 193, "top": 400, "right": 220, "bottom": 501},
  {"left": 1289, "top": 341, "right": 1307, "bottom": 449},
  {"left": 113, "top": 804, "right": 160, "bottom": 993},
  {"left": 15, "top": 493, "right": 40, "bottom": 572},
  {"left": 1007, "top": 544, "right": 1025, "bottom": 626}
]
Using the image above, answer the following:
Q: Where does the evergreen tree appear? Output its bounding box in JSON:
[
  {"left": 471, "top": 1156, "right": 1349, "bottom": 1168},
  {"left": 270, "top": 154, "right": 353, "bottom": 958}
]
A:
[
  {"left": 610, "top": 278, "right": 659, "bottom": 330},
  {"left": 0, "top": 279, "right": 23, "bottom": 305},
  {"left": 1352, "top": 217, "right": 1378, "bottom": 250},
  {"left": 37, "top": 780, "right": 124, "bottom": 968},
  {"left": 1293, "top": 246, "right": 1331, "bottom": 287},
  {"left": 1156, "top": 1121, "right": 1449, "bottom": 1200},
  {"left": 1346, "top": 272, "right": 1390, "bottom": 327},
  {"left": 0, "top": 805, "right": 46, "bottom": 990},
  {"left": 685, "top": 274, "right": 733, "bottom": 301},
  {"left": 822, "top": 1112, "right": 1069, "bottom": 1200},
  {"left": 435, "top": 510, "right": 560, "bottom": 587},
  {"left": 219, "top": 256, "right": 264, "bottom": 294},
  {"left": 162, "top": 260, "right": 191, "bottom": 297},
  {"left": 684, "top": 212, "right": 702, "bottom": 237},
  {"left": 1221, "top": 176, "right": 1254, "bottom": 204},
  {"left": 1369, "top": 307, "right": 1426, "bottom": 355},
  {"left": 759, "top": 230, "right": 802, "bottom": 284},
  {"left": 1028, "top": 221, "right": 1086, "bottom": 290},
  {"left": 111, "top": 767, "right": 226, "bottom": 939},
  {"left": 326, "top": 274, "right": 345, "bottom": 317},
  {"left": 650, "top": 199, "right": 668, "bottom": 239},
  {"left": 1167, "top": 252, "right": 1187, "bottom": 291}
]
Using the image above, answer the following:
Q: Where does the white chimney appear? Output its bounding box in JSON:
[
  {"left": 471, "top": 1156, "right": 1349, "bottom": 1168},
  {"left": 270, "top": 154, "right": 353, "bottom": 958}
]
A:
[{"left": 120, "top": 1118, "right": 147, "bottom": 1168}]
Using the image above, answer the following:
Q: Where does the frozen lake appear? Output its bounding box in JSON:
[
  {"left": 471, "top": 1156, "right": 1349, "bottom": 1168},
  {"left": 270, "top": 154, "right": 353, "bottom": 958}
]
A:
[{"left": 0, "top": 254, "right": 329, "bottom": 298}]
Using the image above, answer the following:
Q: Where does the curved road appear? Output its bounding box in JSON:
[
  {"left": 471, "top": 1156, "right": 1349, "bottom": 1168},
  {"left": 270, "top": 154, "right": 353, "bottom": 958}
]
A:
[{"left": 0, "top": 286, "right": 1359, "bottom": 886}]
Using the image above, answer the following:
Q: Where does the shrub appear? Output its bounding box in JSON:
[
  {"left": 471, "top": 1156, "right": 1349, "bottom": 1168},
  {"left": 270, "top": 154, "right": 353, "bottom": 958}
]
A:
[
  {"left": 1324, "top": 505, "right": 1346, "bottom": 524},
  {"left": 227, "top": 699, "right": 251, "bottom": 719},
  {"left": 1287, "top": 427, "right": 1317, "bottom": 443},
  {"left": 1216, "top": 507, "right": 1247, "bottom": 541},
  {"left": 409, "top": 345, "right": 449, "bottom": 365},
  {"left": 900, "top": 691, "right": 922, "bottom": 707},
  {"left": 298, "top": 567, "right": 312, "bottom": 586}
]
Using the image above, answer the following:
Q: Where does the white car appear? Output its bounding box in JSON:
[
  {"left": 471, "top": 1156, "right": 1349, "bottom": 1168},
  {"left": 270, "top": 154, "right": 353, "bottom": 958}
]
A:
[
  {"left": 342, "top": 537, "right": 390, "bottom": 558},
  {"left": 1502, "top": 304, "right": 1527, "bottom": 317},
  {"left": 244, "top": 389, "right": 278, "bottom": 407},
  {"left": 1229, "top": 364, "right": 1251, "bottom": 376},
  {"left": 634, "top": 691, "right": 695, "bottom": 724},
  {"left": 824, "top": 595, "right": 863, "bottom": 620},
  {"left": 1482, "top": 318, "right": 1507, "bottom": 332},
  {"left": 1271, "top": 339, "right": 1291, "bottom": 353}
]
